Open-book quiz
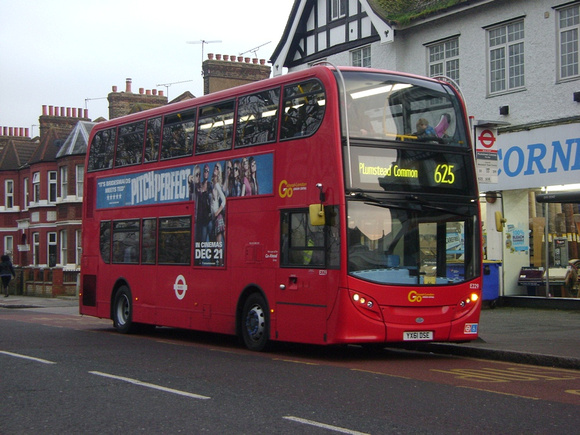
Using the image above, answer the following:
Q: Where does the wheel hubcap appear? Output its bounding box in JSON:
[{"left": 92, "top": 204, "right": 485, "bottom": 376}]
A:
[
  {"left": 117, "top": 295, "right": 129, "bottom": 326},
  {"left": 245, "top": 304, "right": 264, "bottom": 342}
]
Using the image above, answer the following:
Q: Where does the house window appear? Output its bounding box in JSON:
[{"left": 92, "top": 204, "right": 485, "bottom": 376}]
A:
[
  {"left": 60, "top": 230, "right": 68, "bottom": 266},
  {"left": 76, "top": 229, "right": 82, "bottom": 265},
  {"left": 558, "top": 4, "right": 579, "bottom": 80},
  {"left": 331, "top": 0, "right": 346, "bottom": 20},
  {"left": 60, "top": 166, "right": 68, "bottom": 199},
  {"left": 48, "top": 171, "right": 57, "bottom": 203},
  {"left": 33, "top": 172, "right": 40, "bottom": 203},
  {"left": 488, "top": 20, "right": 525, "bottom": 94},
  {"left": 5, "top": 180, "right": 14, "bottom": 209},
  {"left": 76, "top": 165, "right": 84, "bottom": 198},
  {"left": 33, "top": 232, "right": 40, "bottom": 265},
  {"left": 48, "top": 232, "right": 57, "bottom": 267},
  {"left": 4, "top": 236, "right": 13, "bottom": 256},
  {"left": 428, "top": 38, "right": 460, "bottom": 85},
  {"left": 23, "top": 178, "right": 28, "bottom": 210},
  {"left": 351, "top": 46, "right": 371, "bottom": 68}
]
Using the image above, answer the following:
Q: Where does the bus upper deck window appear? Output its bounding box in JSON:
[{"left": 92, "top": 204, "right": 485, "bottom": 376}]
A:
[
  {"left": 196, "top": 101, "right": 235, "bottom": 154},
  {"left": 88, "top": 128, "right": 116, "bottom": 171},
  {"left": 281, "top": 80, "right": 326, "bottom": 140},
  {"left": 161, "top": 110, "right": 196, "bottom": 160}
]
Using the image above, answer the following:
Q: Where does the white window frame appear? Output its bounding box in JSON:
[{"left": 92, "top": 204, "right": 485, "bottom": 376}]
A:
[
  {"left": 60, "top": 166, "right": 68, "bottom": 200},
  {"left": 331, "top": 0, "right": 346, "bottom": 20},
  {"left": 5, "top": 179, "right": 14, "bottom": 209},
  {"left": 75, "top": 229, "right": 82, "bottom": 266},
  {"left": 23, "top": 177, "right": 29, "bottom": 210},
  {"left": 33, "top": 172, "right": 40, "bottom": 203},
  {"left": 48, "top": 232, "right": 57, "bottom": 267},
  {"left": 351, "top": 45, "right": 371, "bottom": 68},
  {"left": 557, "top": 3, "right": 579, "bottom": 81},
  {"left": 60, "top": 230, "right": 68, "bottom": 266},
  {"left": 487, "top": 19, "right": 525, "bottom": 95},
  {"left": 76, "top": 165, "right": 84, "bottom": 198},
  {"left": 48, "top": 171, "right": 57, "bottom": 203},
  {"left": 4, "top": 235, "right": 13, "bottom": 256},
  {"left": 428, "top": 37, "right": 460, "bottom": 85},
  {"left": 33, "top": 232, "right": 40, "bottom": 266}
]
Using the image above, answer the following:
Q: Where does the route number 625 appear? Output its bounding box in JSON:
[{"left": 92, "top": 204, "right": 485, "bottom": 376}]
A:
[{"left": 434, "top": 164, "right": 455, "bottom": 184}]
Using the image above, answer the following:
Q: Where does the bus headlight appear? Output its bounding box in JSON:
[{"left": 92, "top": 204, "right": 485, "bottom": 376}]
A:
[
  {"left": 349, "top": 290, "right": 382, "bottom": 321},
  {"left": 456, "top": 292, "right": 480, "bottom": 316}
]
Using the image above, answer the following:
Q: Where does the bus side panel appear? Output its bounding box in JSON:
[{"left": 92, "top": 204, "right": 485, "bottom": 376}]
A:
[
  {"left": 326, "top": 287, "right": 387, "bottom": 344},
  {"left": 274, "top": 269, "right": 342, "bottom": 345},
  {"left": 228, "top": 205, "right": 279, "bottom": 335}
]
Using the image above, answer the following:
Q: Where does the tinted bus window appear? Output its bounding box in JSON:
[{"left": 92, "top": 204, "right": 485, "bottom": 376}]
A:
[
  {"left": 196, "top": 100, "right": 235, "bottom": 154},
  {"left": 141, "top": 218, "right": 157, "bottom": 264},
  {"left": 161, "top": 110, "right": 196, "bottom": 160},
  {"left": 115, "top": 121, "right": 145, "bottom": 167},
  {"left": 281, "top": 206, "right": 340, "bottom": 269},
  {"left": 88, "top": 128, "right": 116, "bottom": 171},
  {"left": 99, "top": 221, "right": 111, "bottom": 263},
  {"left": 112, "top": 220, "right": 140, "bottom": 264},
  {"left": 340, "top": 71, "right": 468, "bottom": 146},
  {"left": 158, "top": 217, "right": 191, "bottom": 265},
  {"left": 235, "top": 88, "right": 280, "bottom": 148},
  {"left": 144, "top": 117, "right": 161, "bottom": 163},
  {"left": 281, "top": 80, "right": 325, "bottom": 140}
]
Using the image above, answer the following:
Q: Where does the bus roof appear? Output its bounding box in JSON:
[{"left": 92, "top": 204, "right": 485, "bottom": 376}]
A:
[{"left": 89, "top": 65, "right": 451, "bottom": 133}]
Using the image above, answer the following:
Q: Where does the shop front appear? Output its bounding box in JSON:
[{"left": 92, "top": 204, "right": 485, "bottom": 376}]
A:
[{"left": 478, "top": 121, "right": 580, "bottom": 303}]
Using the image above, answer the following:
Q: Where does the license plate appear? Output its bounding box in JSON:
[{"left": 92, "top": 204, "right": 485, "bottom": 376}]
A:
[{"left": 403, "top": 331, "right": 433, "bottom": 341}]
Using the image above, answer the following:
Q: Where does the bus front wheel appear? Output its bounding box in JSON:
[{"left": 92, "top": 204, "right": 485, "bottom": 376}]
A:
[
  {"left": 241, "top": 293, "right": 269, "bottom": 351},
  {"left": 113, "top": 286, "right": 135, "bottom": 334}
]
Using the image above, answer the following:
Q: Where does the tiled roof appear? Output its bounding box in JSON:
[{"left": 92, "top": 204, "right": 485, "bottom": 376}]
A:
[
  {"left": 27, "top": 128, "right": 66, "bottom": 165},
  {"left": 0, "top": 138, "right": 39, "bottom": 170}
]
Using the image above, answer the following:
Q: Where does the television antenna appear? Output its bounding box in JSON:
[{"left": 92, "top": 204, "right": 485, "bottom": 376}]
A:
[
  {"left": 239, "top": 41, "right": 271, "bottom": 58},
  {"left": 186, "top": 39, "right": 222, "bottom": 75},
  {"left": 156, "top": 79, "right": 194, "bottom": 99}
]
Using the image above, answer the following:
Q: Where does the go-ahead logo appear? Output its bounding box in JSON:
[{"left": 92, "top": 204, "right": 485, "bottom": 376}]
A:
[
  {"left": 408, "top": 290, "right": 435, "bottom": 302},
  {"left": 278, "top": 180, "right": 307, "bottom": 198}
]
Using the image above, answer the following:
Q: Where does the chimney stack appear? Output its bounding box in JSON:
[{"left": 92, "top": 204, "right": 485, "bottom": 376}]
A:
[
  {"left": 38, "top": 104, "right": 90, "bottom": 139},
  {"left": 202, "top": 53, "right": 271, "bottom": 95},
  {"left": 108, "top": 79, "right": 168, "bottom": 119}
]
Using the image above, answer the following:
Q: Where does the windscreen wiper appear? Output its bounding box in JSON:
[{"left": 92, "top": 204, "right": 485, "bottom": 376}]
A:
[
  {"left": 349, "top": 190, "right": 421, "bottom": 211},
  {"left": 406, "top": 195, "right": 471, "bottom": 217}
]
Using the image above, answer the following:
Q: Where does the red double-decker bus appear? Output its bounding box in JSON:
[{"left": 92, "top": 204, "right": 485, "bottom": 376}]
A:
[{"left": 80, "top": 65, "right": 482, "bottom": 350}]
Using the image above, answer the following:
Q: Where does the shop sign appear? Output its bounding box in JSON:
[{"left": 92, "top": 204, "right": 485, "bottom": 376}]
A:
[{"left": 479, "top": 123, "right": 580, "bottom": 191}]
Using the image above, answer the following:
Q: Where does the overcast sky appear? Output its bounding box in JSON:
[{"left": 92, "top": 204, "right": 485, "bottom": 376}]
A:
[{"left": 0, "top": 0, "right": 294, "bottom": 136}]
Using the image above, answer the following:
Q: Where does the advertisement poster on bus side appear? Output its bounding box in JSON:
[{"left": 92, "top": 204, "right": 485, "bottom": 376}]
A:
[{"left": 95, "top": 153, "right": 274, "bottom": 267}]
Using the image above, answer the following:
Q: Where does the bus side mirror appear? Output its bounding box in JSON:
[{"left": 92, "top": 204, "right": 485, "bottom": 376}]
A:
[
  {"left": 309, "top": 204, "right": 325, "bottom": 226},
  {"left": 495, "top": 211, "right": 506, "bottom": 232}
]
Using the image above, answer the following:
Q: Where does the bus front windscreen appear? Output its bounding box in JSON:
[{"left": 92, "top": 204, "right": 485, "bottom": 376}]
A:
[
  {"left": 340, "top": 71, "right": 468, "bottom": 147},
  {"left": 347, "top": 200, "right": 479, "bottom": 286}
]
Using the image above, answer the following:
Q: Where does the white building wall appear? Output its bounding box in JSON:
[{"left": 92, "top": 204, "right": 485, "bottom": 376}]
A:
[{"left": 313, "top": 0, "right": 579, "bottom": 126}]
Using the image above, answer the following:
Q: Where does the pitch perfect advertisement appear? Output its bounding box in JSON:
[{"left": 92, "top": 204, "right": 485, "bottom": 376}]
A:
[{"left": 96, "top": 153, "right": 274, "bottom": 267}]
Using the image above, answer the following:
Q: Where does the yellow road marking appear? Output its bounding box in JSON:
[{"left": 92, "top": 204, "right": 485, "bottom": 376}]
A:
[{"left": 432, "top": 366, "right": 580, "bottom": 383}]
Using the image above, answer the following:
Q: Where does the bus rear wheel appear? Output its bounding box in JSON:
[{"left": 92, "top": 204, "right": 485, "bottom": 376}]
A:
[
  {"left": 241, "top": 293, "right": 269, "bottom": 351},
  {"left": 113, "top": 286, "right": 136, "bottom": 334}
]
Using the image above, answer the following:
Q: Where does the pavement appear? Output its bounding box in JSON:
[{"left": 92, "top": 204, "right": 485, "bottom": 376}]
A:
[{"left": 1, "top": 295, "right": 579, "bottom": 369}]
